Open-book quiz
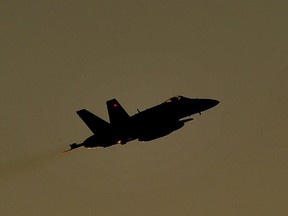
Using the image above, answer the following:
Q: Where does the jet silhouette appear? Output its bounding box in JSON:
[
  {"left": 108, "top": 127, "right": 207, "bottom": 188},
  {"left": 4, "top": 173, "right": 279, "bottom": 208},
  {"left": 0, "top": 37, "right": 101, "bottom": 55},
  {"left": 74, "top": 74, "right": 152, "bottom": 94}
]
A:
[{"left": 66, "top": 96, "right": 219, "bottom": 151}]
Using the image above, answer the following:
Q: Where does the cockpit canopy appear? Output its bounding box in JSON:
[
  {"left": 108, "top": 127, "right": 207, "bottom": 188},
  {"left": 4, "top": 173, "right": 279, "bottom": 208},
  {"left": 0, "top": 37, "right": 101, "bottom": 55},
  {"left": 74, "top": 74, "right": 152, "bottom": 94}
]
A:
[{"left": 164, "top": 95, "right": 184, "bottom": 103}]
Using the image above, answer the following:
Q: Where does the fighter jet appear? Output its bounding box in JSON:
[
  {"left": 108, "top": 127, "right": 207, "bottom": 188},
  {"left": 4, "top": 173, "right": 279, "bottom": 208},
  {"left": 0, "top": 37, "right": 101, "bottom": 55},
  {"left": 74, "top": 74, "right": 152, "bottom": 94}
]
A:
[{"left": 66, "top": 96, "right": 219, "bottom": 152}]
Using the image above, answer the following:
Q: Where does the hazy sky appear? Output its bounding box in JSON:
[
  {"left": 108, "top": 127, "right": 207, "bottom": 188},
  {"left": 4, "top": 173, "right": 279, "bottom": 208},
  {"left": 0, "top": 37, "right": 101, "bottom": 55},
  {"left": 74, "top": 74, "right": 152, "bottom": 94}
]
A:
[{"left": 1, "top": 0, "right": 288, "bottom": 215}]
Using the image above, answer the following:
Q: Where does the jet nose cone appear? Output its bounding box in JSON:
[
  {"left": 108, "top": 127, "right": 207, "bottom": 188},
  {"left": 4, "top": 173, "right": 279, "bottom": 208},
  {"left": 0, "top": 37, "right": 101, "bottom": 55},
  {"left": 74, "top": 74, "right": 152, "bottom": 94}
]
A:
[
  {"left": 183, "top": 97, "right": 219, "bottom": 116},
  {"left": 201, "top": 99, "right": 220, "bottom": 110},
  {"left": 206, "top": 99, "right": 220, "bottom": 108},
  {"left": 211, "top": 99, "right": 220, "bottom": 107}
]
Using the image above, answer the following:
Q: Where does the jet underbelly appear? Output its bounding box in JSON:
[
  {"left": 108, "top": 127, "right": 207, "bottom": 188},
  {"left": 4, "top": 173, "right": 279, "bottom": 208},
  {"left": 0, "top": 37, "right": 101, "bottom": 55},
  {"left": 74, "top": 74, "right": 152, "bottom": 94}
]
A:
[{"left": 137, "top": 120, "right": 184, "bottom": 141}]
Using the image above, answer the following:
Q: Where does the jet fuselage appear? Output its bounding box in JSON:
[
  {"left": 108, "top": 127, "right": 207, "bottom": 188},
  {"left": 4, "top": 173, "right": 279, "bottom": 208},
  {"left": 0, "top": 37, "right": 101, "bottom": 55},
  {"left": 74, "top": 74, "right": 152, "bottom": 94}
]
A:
[{"left": 68, "top": 96, "right": 219, "bottom": 151}]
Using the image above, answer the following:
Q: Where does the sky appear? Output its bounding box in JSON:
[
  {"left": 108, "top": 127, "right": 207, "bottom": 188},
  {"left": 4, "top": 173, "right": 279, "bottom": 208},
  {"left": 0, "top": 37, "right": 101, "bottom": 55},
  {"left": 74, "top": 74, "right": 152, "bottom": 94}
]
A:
[{"left": 1, "top": 0, "right": 288, "bottom": 215}]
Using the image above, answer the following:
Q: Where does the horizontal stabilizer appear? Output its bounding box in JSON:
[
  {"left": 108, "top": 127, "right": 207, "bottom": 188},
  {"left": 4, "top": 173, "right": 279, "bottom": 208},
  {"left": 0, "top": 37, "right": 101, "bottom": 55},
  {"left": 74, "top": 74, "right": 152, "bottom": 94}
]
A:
[{"left": 76, "top": 109, "right": 110, "bottom": 134}]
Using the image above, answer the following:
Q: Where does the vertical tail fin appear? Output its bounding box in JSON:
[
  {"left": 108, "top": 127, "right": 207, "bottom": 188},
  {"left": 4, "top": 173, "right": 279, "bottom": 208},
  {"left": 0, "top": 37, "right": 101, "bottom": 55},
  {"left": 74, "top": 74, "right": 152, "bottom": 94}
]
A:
[
  {"left": 106, "top": 99, "right": 130, "bottom": 125},
  {"left": 76, "top": 109, "right": 110, "bottom": 134}
]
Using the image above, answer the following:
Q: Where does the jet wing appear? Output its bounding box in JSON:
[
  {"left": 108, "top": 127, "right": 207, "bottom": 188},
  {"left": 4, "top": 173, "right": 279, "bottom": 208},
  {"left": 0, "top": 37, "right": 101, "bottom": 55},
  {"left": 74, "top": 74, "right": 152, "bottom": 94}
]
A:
[{"left": 76, "top": 109, "right": 110, "bottom": 134}]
